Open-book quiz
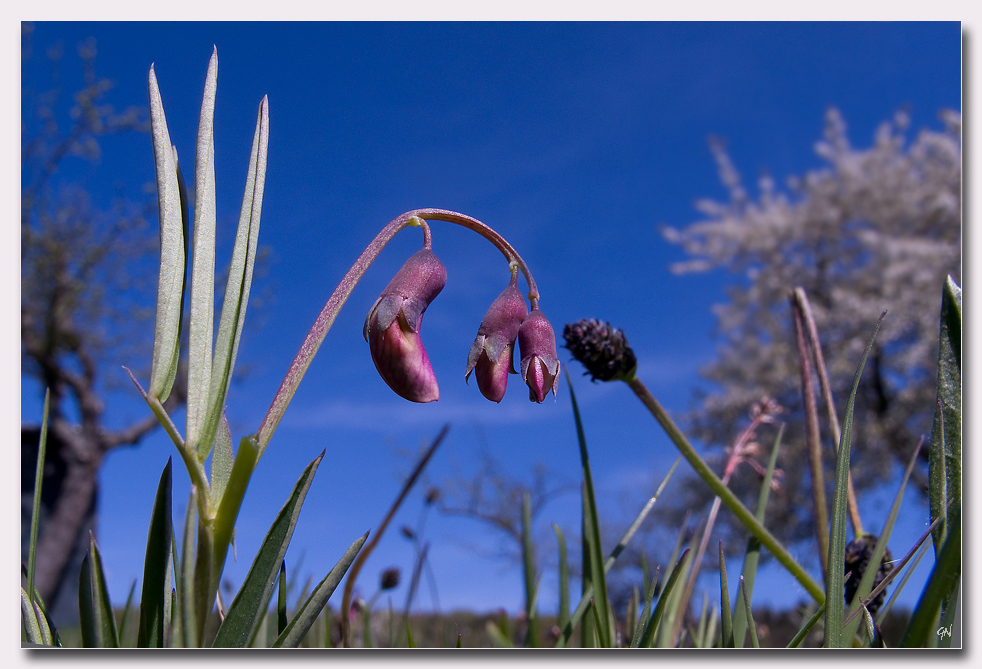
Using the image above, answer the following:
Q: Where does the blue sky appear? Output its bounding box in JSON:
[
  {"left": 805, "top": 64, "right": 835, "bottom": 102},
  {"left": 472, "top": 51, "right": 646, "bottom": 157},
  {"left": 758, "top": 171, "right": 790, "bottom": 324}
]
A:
[{"left": 17, "top": 20, "right": 962, "bottom": 623}]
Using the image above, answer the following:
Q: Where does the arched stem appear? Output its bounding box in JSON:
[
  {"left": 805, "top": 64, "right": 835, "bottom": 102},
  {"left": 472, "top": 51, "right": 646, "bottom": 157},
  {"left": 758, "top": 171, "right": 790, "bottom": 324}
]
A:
[{"left": 255, "top": 209, "right": 541, "bottom": 457}]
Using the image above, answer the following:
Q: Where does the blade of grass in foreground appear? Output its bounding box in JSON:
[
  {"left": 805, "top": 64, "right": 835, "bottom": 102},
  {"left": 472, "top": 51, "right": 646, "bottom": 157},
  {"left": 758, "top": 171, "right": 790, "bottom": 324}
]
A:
[
  {"left": 733, "top": 425, "right": 783, "bottom": 647},
  {"left": 27, "top": 389, "right": 50, "bottom": 611},
  {"left": 824, "top": 312, "right": 885, "bottom": 648},
  {"left": 272, "top": 533, "right": 367, "bottom": 648},
  {"left": 212, "top": 451, "right": 324, "bottom": 648},
  {"left": 79, "top": 534, "right": 120, "bottom": 648},
  {"left": 138, "top": 459, "right": 173, "bottom": 648},
  {"left": 566, "top": 377, "right": 612, "bottom": 647}
]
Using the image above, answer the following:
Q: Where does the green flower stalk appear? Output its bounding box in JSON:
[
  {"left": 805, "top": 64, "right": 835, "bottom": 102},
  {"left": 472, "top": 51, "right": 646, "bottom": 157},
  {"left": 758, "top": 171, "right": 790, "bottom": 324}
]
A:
[{"left": 563, "top": 317, "right": 825, "bottom": 604}]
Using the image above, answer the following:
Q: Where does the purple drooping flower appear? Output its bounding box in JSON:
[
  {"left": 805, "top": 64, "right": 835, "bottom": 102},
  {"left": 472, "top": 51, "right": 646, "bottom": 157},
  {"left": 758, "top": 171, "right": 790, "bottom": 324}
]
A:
[
  {"left": 364, "top": 248, "right": 446, "bottom": 403},
  {"left": 518, "top": 308, "right": 561, "bottom": 402},
  {"left": 465, "top": 281, "right": 528, "bottom": 402}
]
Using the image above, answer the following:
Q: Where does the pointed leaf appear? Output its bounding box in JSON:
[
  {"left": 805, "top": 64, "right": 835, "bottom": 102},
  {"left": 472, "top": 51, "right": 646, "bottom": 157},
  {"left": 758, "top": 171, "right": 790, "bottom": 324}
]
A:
[
  {"left": 272, "top": 533, "right": 367, "bottom": 648},
  {"left": 930, "top": 276, "right": 961, "bottom": 556},
  {"left": 186, "top": 48, "right": 220, "bottom": 456},
  {"left": 79, "top": 534, "right": 120, "bottom": 648},
  {"left": 27, "top": 389, "right": 50, "bottom": 609},
  {"left": 824, "top": 312, "right": 885, "bottom": 648},
  {"left": 204, "top": 95, "right": 269, "bottom": 461},
  {"left": 147, "top": 65, "right": 187, "bottom": 402},
  {"left": 212, "top": 451, "right": 324, "bottom": 647},
  {"left": 138, "top": 458, "right": 173, "bottom": 647}
]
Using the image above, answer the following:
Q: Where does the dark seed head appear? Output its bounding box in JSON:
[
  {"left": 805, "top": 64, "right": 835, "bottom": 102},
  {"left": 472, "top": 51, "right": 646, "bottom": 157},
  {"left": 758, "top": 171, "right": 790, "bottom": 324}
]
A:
[
  {"left": 563, "top": 319, "right": 637, "bottom": 382},
  {"left": 843, "top": 534, "right": 893, "bottom": 616},
  {"left": 380, "top": 567, "right": 401, "bottom": 591}
]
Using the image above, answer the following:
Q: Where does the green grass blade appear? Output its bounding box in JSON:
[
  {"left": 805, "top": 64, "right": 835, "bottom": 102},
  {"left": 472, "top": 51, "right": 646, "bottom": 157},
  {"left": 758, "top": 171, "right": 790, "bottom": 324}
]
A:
[
  {"left": 79, "top": 534, "right": 120, "bottom": 648},
  {"left": 206, "top": 95, "right": 269, "bottom": 462},
  {"left": 787, "top": 602, "right": 825, "bottom": 648},
  {"left": 138, "top": 458, "right": 174, "bottom": 647},
  {"left": 277, "top": 561, "right": 288, "bottom": 637},
  {"left": 185, "top": 47, "right": 219, "bottom": 457},
  {"left": 842, "top": 440, "right": 922, "bottom": 642},
  {"left": 738, "top": 576, "right": 759, "bottom": 648},
  {"left": 719, "top": 541, "right": 733, "bottom": 648},
  {"left": 147, "top": 66, "right": 187, "bottom": 402},
  {"left": 824, "top": 312, "right": 885, "bottom": 647},
  {"left": 733, "top": 424, "right": 783, "bottom": 647},
  {"left": 900, "top": 505, "right": 960, "bottom": 647},
  {"left": 271, "top": 532, "right": 366, "bottom": 648},
  {"left": 553, "top": 458, "right": 677, "bottom": 648},
  {"left": 566, "top": 376, "right": 612, "bottom": 647},
  {"left": 212, "top": 451, "right": 323, "bottom": 647},
  {"left": 641, "top": 548, "right": 690, "bottom": 648},
  {"left": 118, "top": 580, "right": 137, "bottom": 646},
  {"left": 629, "top": 568, "right": 661, "bottom": 647},
  {"left": 552, "top": 524, "right": 570, "bottom": 631},
  {"left": 179, "top": 488, "right": 198, "bottom": 647},
  {"left": 521, "top": 492, "right": 540, "bottom": 647},
  {"left": 27, "top": 389, "right": 50, "bottom": 609}
]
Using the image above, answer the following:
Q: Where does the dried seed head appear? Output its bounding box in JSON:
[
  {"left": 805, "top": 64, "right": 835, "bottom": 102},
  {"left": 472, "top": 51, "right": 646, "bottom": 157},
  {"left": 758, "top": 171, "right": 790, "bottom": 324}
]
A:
[
  {"left": 562, "top": 318, "right": 637, "bottom": 382},
  {"left": 843, "top": 534, "right": 893, "bottom": 616}
]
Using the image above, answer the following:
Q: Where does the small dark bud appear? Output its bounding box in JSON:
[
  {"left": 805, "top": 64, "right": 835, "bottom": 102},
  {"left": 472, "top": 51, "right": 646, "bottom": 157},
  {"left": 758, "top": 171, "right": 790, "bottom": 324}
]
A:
[
  {"left": 843, "top": 534, "right": 893, "bottom": 616},
  {"left": 563, "top": 319, "right": 637, "bottom": 382},
  {"left": 400, "top": 525, "right": 416, "bottom": 540},
  {"left": 380, "top": 567, "right": 401, "bottom": 591},
  {"left": 425, "top": 487, "right": 442, "bottom": 505}
]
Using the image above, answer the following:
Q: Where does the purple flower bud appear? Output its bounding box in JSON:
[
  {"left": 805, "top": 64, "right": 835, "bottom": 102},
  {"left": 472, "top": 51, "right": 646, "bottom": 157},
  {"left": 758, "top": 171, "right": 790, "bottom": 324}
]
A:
[
  {"left": 364, "top": 248, "right": 446, "bottom": 403},
  {"left": 465, "top": 283, "right": 528, "bottom": 403},
  {"left": 518, "top": 308, "right": 561, "bottom": 402}
]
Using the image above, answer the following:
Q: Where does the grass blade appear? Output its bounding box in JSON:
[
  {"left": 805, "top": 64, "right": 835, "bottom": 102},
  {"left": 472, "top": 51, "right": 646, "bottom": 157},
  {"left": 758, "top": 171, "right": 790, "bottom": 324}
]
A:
[
  {"left": 738, "top": 576, "right": 759, "bottom": 648},
  {"left": 277, "top": 561, "right": 288, "bottom": 637},
  {"left": 552, "top": 524, "right": 570, "bottom": 632},
  {"left": 26, "top": 389, "right": 50, "bottom": 610},
  {"left": 900, "top": 505, "right": 960, "bottom": 647},
  {"left": 719, "top": 541, "right": 733, "bottom": 648},
  {"left": 556, "top": 458, "right": 679, "bottom": 648},
  {"left": 787, "top": 602, "right": 825, "bottom": 648},
  {"left": 566, "top": 376, "right": 612, "bottom": 647},
  {"left": 824, "top": 312, "right": 885, "bottom": 647},
  {"left": 79, "top": 534, "right": 120, "bottom": 648},
  {"left": 138, "top": 458, "right": 174, "bottom": 647},
  {"left": 733, "top": 424, "right": 783, "bottom": 647},
  {"left": 212, "top": 450, "right": 324, "bottom": 647},
  {"left": 521, "top": 492, "right": 539, "bottom": 647},
  {"left": 272, "top": 533, "right": 367, "bottom": 648},
  {"left": 640, "top": 549, "right": 690, "bottom": 647}
]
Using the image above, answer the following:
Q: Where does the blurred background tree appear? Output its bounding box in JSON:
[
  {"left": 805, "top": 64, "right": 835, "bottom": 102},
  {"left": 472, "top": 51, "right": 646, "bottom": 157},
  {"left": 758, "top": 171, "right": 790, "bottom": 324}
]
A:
[
  {"left": 20, "top": 23, "right": 186, "bottom": 624},
  {"left": 657, "top": 107, "right": 961, "bottom": 555}
]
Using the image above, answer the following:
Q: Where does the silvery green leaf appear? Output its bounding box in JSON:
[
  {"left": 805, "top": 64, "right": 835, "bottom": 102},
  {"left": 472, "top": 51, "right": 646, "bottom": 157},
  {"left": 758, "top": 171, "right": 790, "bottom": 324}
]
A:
[
  {"left": 187, "top": 47, "right": 219, "bottom": 457},
  {"left": 201, "top": 95, "right": 269, "bottom": 461},
  {"left": 147, "top": 66, "right": 187, "bottom": 402}
]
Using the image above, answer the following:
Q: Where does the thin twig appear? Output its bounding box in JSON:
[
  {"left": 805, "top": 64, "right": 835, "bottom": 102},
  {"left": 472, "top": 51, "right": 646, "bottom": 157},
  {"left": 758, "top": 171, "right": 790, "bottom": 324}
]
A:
[
  {"left": 340, "top": 424, "right": 450, "bottom": 647},
  {"left": 793, "top": 287, "right": 863, "bottom": 535}
]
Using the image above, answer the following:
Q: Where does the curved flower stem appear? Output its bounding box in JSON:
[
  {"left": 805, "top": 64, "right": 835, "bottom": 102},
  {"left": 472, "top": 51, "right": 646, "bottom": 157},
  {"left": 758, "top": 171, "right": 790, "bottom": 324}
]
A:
[
  {"left": 624, "top": 374, "right": 826, "bottom": 605},
  {"left": 255, "top": 212, "right": 428, "bottom": 456},
  {"left": 409, "top": 208, "right": 541, "bottom": 308},
  {"left": 256, "top": 209, "right": 541, "bottom": 458}
]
